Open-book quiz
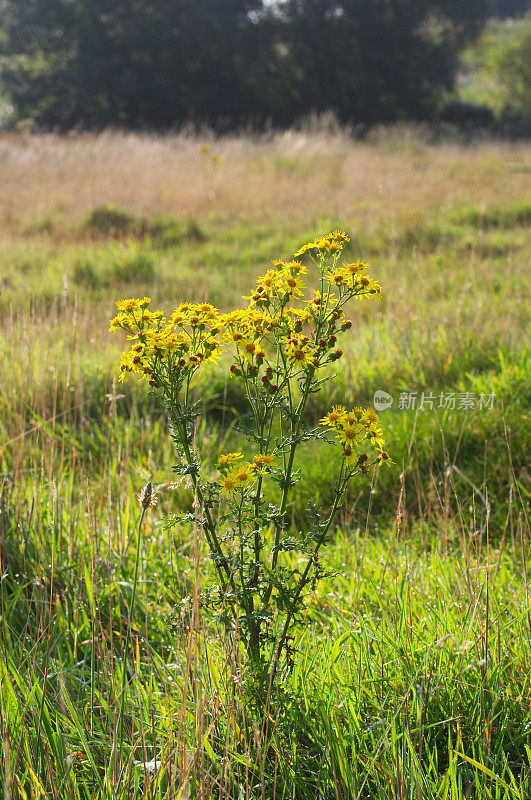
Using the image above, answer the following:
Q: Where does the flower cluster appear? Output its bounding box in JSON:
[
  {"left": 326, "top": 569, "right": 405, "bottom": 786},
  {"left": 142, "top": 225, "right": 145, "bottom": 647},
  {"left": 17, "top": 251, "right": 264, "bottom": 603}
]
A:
[
  {"left": 109, "top": 298, "right": 224, "bottom": 385},
  {"left": 294, "top": 230, "right": 350, "bottom": 257},
  {"left": 110, "top": 232, "right": 381, "bottom": 391},
  {"left": 217, "top": 452, "right": 275, "bottom": 498},
  {"left": 110, "top": 231, "right": 388, "bottom": 472},
  {"left": 319, "top": 405, "right": 390, "bottom": 467}
]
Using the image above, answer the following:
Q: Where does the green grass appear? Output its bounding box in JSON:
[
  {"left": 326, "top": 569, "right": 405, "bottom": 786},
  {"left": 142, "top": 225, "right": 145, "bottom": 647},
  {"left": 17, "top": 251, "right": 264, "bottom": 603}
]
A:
[
  {"left": 1, "top": 483, "right": 530, "bottom": 798},
  {"left": 0, "top": 132, "right": 530, "bottom": 797}
]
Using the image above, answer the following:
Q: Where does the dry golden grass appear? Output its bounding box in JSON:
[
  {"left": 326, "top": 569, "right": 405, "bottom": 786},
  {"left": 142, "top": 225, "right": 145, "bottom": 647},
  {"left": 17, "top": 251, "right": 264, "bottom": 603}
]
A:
[{"left": 0, "top": 128, "right": 529, "bottom": 239}]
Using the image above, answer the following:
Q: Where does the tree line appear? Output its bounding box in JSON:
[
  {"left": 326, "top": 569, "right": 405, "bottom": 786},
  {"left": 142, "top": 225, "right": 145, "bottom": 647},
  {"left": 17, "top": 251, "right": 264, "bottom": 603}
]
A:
[{"left": 0, "top": 0, "right": 523, "bottom": 131}]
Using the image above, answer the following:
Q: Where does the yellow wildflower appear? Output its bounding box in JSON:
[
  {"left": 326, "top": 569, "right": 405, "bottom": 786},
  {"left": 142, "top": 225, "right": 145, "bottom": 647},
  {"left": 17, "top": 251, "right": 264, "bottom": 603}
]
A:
[
  {"left": 344, "top": 260, "right": 369, "bottom": 276},
  {"left": 353, "top": 275, "right": 382, "bottom": 298},
  {"left": 284, "top": 335, "right": 317, "bottom": 368},
  {"left": 115, "top": 297, "right": 151, "bottom": 311},
  {"left": 337, "top": 423, "right": 360, "bottom": 445},
  {"left": 252, "top": 454, "right": 275, "bottom": 471},
  {"left": 326, "top": 268, "right": 350, "bottom": 287},
  {"left": 141, "top": 309, "right": 165, "bottom": 325},
  {"left": 239, "top": 339, "right": 264, "bottom": 364},
  {"left": 286, "top": 307, "right": 312, "bottom": 326},
  {"left": 282, "top": 274, "right": 305, "bottom": 298},
  {"left": 271, "top": 259, "right": 307, "bottom": 276},
  {"left": 218, "top": 452, "right": 243, "bottom": 470},
  {"left": 319, "top": 406, "right": 347, "bottom": 427},
  {"left": 109, "top": 312, "right": 133, "bottom": 332},
  {"left": 233, "top": 463, "right": 256, "bottom": 488},
  {"left": 293, "top": 231, "right": 349, "bottom": 257},
  {"left": 219, "top": 473, "right": 238, "bottom": 497}
]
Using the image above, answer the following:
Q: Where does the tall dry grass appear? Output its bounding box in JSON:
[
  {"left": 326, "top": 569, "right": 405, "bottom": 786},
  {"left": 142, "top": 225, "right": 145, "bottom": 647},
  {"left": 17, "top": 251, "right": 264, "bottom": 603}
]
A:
[{"left": 0, "top": 128, "right": 529, "bottom": 240}]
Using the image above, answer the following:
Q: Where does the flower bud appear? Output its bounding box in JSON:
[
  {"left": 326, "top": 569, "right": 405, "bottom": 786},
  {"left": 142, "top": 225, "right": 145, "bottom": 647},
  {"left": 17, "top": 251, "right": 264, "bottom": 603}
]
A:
[{"left": 341, "top": 320, "right": 352, "bottom": 331}]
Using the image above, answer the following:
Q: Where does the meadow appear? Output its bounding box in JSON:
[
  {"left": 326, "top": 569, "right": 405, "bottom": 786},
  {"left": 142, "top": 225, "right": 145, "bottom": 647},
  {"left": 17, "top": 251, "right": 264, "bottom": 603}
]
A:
[{"left": 0, "top": 127, "right": 530, "bottom": 799}]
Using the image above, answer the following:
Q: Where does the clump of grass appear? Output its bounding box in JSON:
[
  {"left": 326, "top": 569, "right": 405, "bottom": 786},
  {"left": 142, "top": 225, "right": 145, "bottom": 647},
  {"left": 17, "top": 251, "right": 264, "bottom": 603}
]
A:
[
  {"left": 107, "top": 241, "right": 155, "bottom": 285},
  {"left": 73, "top": 242, "right": 156, "bottom": 289},
  {"left": 86, "top": 205, "right": 206, "bottom": 247},
  {"left": 450, "top": 201, "right": 531, "bottom": 229},
  {"left": 72, "top": 259, "right": 101, "bottom": 289},
  {"left": 1, "top": 475, "right": 530, "bottom": 798},
  {"left": 87, "top": 205, "right": 139, "bottom": 236}
]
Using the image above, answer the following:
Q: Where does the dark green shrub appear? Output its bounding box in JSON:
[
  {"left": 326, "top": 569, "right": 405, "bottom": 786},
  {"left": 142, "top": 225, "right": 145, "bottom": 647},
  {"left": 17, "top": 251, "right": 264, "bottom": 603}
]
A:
[{"left": 72, "top": 260, "right": 101, "bottom": 289}]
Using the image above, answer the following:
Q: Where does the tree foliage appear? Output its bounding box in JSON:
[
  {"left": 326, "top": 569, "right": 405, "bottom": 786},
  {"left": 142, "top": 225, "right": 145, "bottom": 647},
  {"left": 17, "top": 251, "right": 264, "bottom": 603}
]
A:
[
  {"left": 491, "top": 25, "right": 531, "bottom": 115},
  {"left": 490, "top": 0, "right": 530, "bottom": 18},
  {"left": 0, "top": 0, "right": 490, "bottom": 129}
]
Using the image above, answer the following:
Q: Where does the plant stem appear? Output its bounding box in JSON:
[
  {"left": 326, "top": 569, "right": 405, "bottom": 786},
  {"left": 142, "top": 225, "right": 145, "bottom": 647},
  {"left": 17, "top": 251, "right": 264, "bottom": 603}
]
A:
[{"left": 269, "top": 463, "right": 347, "bottom": 687}]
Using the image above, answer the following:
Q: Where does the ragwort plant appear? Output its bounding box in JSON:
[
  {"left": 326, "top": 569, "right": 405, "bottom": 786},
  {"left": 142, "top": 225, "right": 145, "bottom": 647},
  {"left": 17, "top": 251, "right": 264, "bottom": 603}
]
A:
[{"left": 110, "top": 231, "right": 390, "bottom": 688}]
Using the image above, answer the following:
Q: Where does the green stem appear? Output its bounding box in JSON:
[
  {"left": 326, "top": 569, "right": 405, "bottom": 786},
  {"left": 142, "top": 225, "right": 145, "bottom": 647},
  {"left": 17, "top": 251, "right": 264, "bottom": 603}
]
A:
[
  {"left": 269, "top": 463, "right": 347, "bottom": 686},
  {"left": 262, "top": 366, "right": 315, "bottom": 607},
  {"left": 169, "top": 402, "right": 242, "bottom": 620}
]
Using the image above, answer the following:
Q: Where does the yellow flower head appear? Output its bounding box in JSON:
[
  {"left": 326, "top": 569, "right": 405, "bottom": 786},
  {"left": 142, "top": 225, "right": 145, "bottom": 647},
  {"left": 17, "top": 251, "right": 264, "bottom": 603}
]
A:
[
  {"left": 252, "top": 454, "right": 275, "bottom": 472},
  {"left": 282, "top": 274, "right": 305, "bottom": 298},
  {"left": 115, "top": 297, "right": 151, "bottom": 311},
  {"left": 326, "top": 268, "right": 350, "bottom": 287},
  {"left": 219, "top": 474, "right": 238, "bottom": 497},
  {"left": 319, "top": 406, "right": 347, "bottom": 427},
  {"left": 141, "top": 309, "right": 165, "bottom": 325},
  {"left": 217, "top": 452, "right": 243, "bottom": 470},
  {"left": 353, "top": 275, "right": 382, "bottom": 299},
  {"left": 283, "top": 333, "right": 317, "bottom": 369},
  {"left": 294, "top": 231, "right": 349, "bottom": 258},
  {"left": 286, "top": 307, "right": 312, "bottom": 325},
  {"left": 344, "top": 260, "right": 369, "bottom": 275},
  {"left": 239, "top": 338, "right": 264, "bottom": 363},
  {"left": 337, "top": 421, "right": 360, "bottom": 445},
  {"left": 271, "top": 259, "right": 306, "bottom": 277},
  {"left": 233, "top": 463, "right": 256, "bottom": 488},
  {"left": 109, "top": 312, "right": 133, "bottom": 332}
]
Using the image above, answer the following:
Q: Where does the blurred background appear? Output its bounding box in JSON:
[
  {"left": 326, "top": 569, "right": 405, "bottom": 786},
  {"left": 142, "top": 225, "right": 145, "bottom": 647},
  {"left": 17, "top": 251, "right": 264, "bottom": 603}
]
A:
[{"left": 0, "top": 0, "right": 529, "bottom": 136}]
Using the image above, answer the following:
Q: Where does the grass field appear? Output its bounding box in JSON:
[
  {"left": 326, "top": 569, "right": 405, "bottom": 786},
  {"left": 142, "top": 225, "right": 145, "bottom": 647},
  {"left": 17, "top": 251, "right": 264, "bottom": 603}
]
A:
[{"left": 0, "top": 128, "right": 530, "bottom": 799}]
